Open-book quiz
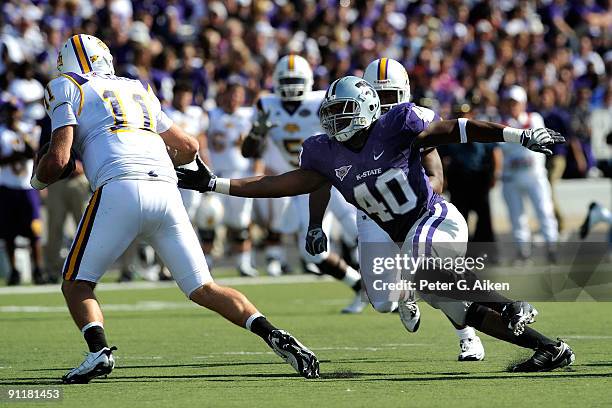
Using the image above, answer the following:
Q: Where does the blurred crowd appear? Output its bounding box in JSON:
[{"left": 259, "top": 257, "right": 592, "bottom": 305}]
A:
[{"left": 0, "top": 0, "right": 611, "bottom": 284}]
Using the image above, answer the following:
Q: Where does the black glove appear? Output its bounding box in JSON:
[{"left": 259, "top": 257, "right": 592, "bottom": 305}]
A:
[
  {"left": 521, "top": 128, "right": 565, "bottom": 155},
  {"left": 176, "top": 156, "right": 217, "bottom": 192},
  {"left": 305, "top": 224, "right": 327, "bottom": 256},
  {"left": 250, "top": 109, "right": 277, "bottom": 140}
]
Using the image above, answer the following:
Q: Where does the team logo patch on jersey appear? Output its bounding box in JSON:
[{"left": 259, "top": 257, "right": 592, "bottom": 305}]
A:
[
  {"left": 335, "top": 165, "right": 352, "bottom": 181},
  {"left": 298, "top": 109, "right": 311, "bottom": 117},
  {"left": 283, "top": 123, "right": 300, "bottom": 133}
]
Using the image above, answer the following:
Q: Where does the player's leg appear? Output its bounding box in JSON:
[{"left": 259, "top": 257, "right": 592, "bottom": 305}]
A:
[
  {"left": 580, "top": 202, "right": 612, "bottom": 239},
  {"left": 223, "top": 195, "right": 258, "bottom": 277},
  {"left": 526, "top": 175, "right": 558, "bottom": 260},
  {"left": 19, "top": 188, "right": 45, "bottom": 284},
  {"left": 404, "top": 201, "right": 484, "bottom": 360},
  {"left": 262, "top": 197, "right": 291, "bottom": 276},
  {"left": 61, "top": 182, "right": 141, "bottom": 383},
  {"left": 148, "top": 185, "right": 319, "bottom": 378},
  {"left": 296, "top": 194, "right": 362, "bottom": 301},
  {"left": 43, "top": 181, "right": 69, "bottom": 282},
  {"left": 502, "top": 178, "right": 530, "bottom": 259},
  {"left": 194, "top": 193, "right": 224, "bottom": 269}
]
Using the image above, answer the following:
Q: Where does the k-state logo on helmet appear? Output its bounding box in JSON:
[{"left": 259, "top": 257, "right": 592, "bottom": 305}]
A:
[{"left": 335, "top": 165, "right": 352, "bottom": 181}]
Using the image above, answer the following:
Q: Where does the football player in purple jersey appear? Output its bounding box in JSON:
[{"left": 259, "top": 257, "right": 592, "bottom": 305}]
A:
[
  {"left": 177, "top": 75, "right": 573, "bottom": 372},
  {"left": 305, "top": 58, "right": 485, "bottom": 362}
]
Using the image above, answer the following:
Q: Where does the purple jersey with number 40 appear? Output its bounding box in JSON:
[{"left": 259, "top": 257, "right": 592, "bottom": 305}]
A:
[{"left": 300, "top": 102, "right": 442, "bottom": 243}]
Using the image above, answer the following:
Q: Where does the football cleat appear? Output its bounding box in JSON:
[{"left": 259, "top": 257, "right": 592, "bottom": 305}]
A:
[
  {"left": 510, "top": 339, "right": 575, "bottom": 372},
  {"left": 341, "top": 290, "right": 367, "bottom": 314},
  {"left": 398, "top": 300, "right": 421, "bottom": 333},
  {"left": 458, "top": 336, "right": 485, "bottom": 361},
  {"left": 268, "top": 330, "right": 319, "bottom": 379},
  {"left": 501, "top": 301, "right": 538, "bottom": 336},
  {"left": 580, "top": 202, "right": 610, "bottom": 239},
  {"left": 266, "top": 258, "right": 283, "bottom": 277},
  {"left": 62, "top": 346, "right": 117, "bottom": 384},
  {"left": 238, "top": 264, "right": 259, "bottom": 277}
]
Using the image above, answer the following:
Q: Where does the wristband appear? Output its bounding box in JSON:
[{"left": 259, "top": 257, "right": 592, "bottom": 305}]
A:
[
  {"left": 30, "top": 174, "right": 49, "bottom": 190},
  {"left": 458, "top": 118, "right": 468, "bottom": 143},
  {"left": 502, "top": 127, "right": 523, "bottom": 144},
  {"left": 213, "top": 177, "right": 231, "bottom": 194}
]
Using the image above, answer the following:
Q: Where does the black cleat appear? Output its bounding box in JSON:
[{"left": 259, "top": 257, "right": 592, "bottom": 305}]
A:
[
  {"left": 511, "top": 339, "right": 575, "bottom": 372},
  {"left": 268, "top": 330, "right": 319, "bottom": 379},
  {"left": 501, "top": 301, "right": 538, "bottom": 336}
]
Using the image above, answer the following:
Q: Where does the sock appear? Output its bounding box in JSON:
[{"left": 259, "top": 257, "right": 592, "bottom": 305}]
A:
[
  {"left": 317, "top": 253, "right": 361, "bottom": 291},
  {"left": 466, "top": 304, "right": 556, "bottom": 350},
  {"left": 236, "top": 251, "right": 251, "bottom": 269},
  {"left": 351, "top": 279, "right": 362, "bottom": 292},
  {"left": 82, "top": 322, "right": 108, "bottom": 352},
  {"left": 455, "top": 326, "right": 476, "bottom": 340},
  {"left": 245, "top": 313, "right": 278, "bottom": 345},
  {"left": 266, "top": 245, "right": 285, "bottom": 263}
]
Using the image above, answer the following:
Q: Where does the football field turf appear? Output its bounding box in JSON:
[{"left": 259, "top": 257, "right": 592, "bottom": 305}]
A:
[{"left": 1, "top": 277, "right": 611, "bottom": 407}]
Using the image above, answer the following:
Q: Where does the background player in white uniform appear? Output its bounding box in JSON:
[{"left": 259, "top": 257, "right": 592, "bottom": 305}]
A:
[
  {"left": 307, "top": 58, "right": 485, "bottom": 361},
  {"left": 242, "top": 55, "right": 363, "bottom": 313},
  {"left": 206, "top": 81, "right": 259, "bottom": 276},
  {"left": 500, "top": 86, "right": 558, "bottom": 261},
  {"left": 31, "top": 35, "right": 318, "bottom": 383},
  {"left": 163, "top": 81, "right": 209, "bottom": 219}
]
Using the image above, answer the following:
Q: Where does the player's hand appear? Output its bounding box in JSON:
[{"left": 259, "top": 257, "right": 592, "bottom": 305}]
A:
[
  {"left": 521, "top": 128, "right": 565, "bottom": 155},
  {"left": 305, "top": 224, "right": 327, "bottom": 256},
  {"left": 176, "top": 156, "right": 217, "bottom": 193},
  {"left": 251, "top": 110, "right": 277, "bottom": 139}
]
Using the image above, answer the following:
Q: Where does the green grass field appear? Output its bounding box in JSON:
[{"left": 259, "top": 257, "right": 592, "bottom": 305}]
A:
[{"left": 1, "top": 277, "right": 611, "bottom": 407}]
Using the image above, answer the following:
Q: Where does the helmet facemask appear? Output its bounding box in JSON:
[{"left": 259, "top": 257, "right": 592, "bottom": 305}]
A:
[
  {"left": 277, "top": 76, "right": 309, "bottom": 101},
  {"left": 378, "top": 89, "right": 408, "bottom": 113}
]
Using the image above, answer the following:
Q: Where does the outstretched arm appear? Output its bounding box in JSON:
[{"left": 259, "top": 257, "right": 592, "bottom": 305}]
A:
[
  {"left": 413, "top": 119, "right": 565, "bottom": 155},
  {"left": 176, "top": 157, "right": 328, "bottom": 198},
  {"left": 420, "top": 148, "right": 444, "bottom": 194}
]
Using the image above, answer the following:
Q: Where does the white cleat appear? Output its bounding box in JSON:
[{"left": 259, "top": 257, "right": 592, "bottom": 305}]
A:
[
  {"left": 238, "top": 264, "right": 259, "bottom": 277},
  {"left": 266, "top": 258, "right": 283, "bottom": 277},
  {"left": 62, "top": 346, "right": 116, "bottom": 384},
  {"left": 458, "top": 336, "right": 485, "bottom": 361},
  {"left": 398, "top": 300, "right": 421, "bottom": 332},
  {"left": 341, "top": 290, "right": 367, "bottom": 314}
]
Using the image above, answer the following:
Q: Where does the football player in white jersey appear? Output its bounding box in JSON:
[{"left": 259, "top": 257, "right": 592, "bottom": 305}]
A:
[
  {"left": 500, "top": 86, "right": 558, "bottom": 261},
  {"left": 306, "top": 58, "right": 485, "bottom": 361},
  {"left": 32, "top": 35, "right": 318, "bottom": 383},
  {"left": 206, "top": 81, "right": 260, "bottom": 276},
  {"left": 242, "top": 54, "right": 364, "bottom": 313}
]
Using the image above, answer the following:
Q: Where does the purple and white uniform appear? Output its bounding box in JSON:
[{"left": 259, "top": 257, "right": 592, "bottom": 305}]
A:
[
  {"left": 300, "top": 102, "right": 445, "bottom": 244},
  {"left": 301, "top": 102, "right": 470, "bottom": 321}
]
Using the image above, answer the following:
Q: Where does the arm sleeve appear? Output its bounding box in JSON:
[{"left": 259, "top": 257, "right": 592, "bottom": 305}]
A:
[
  {"left": 147, "top": 85, "right": 173, "bottom": 133},
  {"left": 44, "top": 77, "right": 81, "bottom": 132}
]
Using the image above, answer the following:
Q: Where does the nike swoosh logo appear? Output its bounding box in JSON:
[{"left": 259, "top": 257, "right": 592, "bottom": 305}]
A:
[{"left": 374, "top": 151, "right": 384, "bottom": 160}]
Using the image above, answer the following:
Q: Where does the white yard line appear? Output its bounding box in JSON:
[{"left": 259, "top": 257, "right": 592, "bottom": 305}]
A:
[{"left": 0, "top": 274, "right": 333, "bottom": 296}]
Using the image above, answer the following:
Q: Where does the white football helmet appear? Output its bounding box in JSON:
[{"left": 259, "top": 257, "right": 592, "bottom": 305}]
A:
[
  {"left": 363, "top": 58, "right": 410, "bottom": 113},
  {"left": 319, "top": 76, "right": 381, "bottom": 142},
  {"left": 57, "top": 34, "right": 114, "bottom": 75},
  {"left": 195, "top": 193, "right": 224, "bottom": 231},
  {"left": 272, "top": 54, "right": 313, "bottom": 102}
]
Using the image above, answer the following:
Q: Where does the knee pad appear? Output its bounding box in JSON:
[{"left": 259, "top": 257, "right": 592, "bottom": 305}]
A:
[
  {"left": 228, "top": 228, "right": 250, "bottom": 244},
  {"left": 371, "top": 301, "right": 398, "bottom": 313},
  {"left": 198, "top": 228, "right": 215, "bottom": 244},
  {"left": 266, "top": 230, "right": 281, "bottom": 245}
]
